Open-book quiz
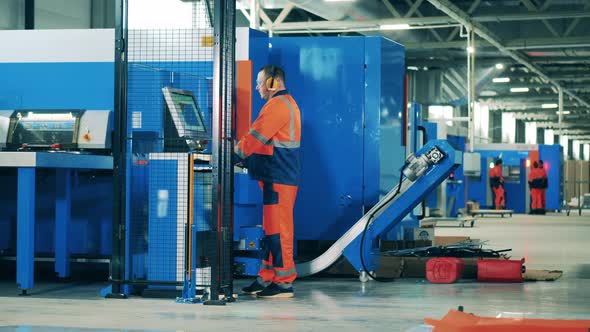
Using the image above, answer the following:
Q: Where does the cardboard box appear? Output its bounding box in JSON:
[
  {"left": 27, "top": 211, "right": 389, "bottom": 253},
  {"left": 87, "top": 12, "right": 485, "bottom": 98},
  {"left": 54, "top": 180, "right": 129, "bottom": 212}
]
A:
[
  {"left": 323, "top": 255, "right": 494, "bottom": 279},
  {"left": 380, "top": 240, "right": 432, "bottom": 252},
  {"left": 434, "top": 236, "right": 471, "bottom": 246},
  {"left": 466, "top": 201, "right": 480, "bottom": 213}
]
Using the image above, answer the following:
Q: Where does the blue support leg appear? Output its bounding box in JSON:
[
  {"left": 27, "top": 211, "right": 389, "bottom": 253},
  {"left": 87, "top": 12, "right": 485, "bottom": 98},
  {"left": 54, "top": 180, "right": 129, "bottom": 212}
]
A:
[
  {"left": 55, "top": 168, "right": 71, "bottom": 279},
  {"left": 17, "top": 167, "right": 35, "bottom": 294}
]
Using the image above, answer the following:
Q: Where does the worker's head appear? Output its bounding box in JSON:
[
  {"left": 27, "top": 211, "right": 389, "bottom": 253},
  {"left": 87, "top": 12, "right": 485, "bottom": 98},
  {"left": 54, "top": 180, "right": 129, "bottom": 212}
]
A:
[
  {"left": 533, "top": 161, "right": 539, "bottom": 168},
  {"left": 495, "top": 158, "right": 502, "bottom": 166},
  {"left": 256, "top": 65, "right": 286, "bottom": 100}
]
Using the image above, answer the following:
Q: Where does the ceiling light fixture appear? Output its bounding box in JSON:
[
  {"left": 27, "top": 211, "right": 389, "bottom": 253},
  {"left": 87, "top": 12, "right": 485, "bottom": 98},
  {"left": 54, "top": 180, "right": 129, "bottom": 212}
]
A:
[
  {"left": 466, "top": 46, "right": 475, "bottom": 53},
  {"left": 556, "top": 111, "right": 571, "bottom": 115},
  {"left": 479, "top": 90, "right": 498, "bottom": 97},
  {"left": 542, "top": 103, "right": 558, "bottom": 109},
  {"left": 510, "top": 87, "right": 529, "bottom": 93},
  {"left": 492, "top": 77, "right": 510, "bottom": 83},
  {"left": 495, "top": 63, "right": 504, "bottom": 70},
  {"left": 379, "top": 24, "right": 411, "bottom": 30}
]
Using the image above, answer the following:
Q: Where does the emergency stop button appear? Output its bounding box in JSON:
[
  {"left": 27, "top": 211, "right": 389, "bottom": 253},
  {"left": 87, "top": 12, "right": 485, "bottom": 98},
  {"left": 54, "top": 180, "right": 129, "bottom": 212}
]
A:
[{"left": 83, "top": 133, "right": 91, "bottom": 142}]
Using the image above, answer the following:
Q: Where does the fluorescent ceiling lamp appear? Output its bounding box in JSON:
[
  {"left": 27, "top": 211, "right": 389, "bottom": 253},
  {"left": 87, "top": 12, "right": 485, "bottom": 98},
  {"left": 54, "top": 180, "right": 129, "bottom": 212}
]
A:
[
  {"left": 407, "top": 66, "right": 419, "bottom": 71},
  {"left": 466, "top": 46, "right": 475, "bottom": 53},
  {"left": 510, "top": 87, "right": 530, "bottom": 93},
  {"left": 479, "top": 90, "right": 498, "bottom": 97},
  {"left": 542, "top": 103, "right": 558, "bottom": 109},
  {"left": 493, "top": 77, "right": 510, "bottom": 83},
  {"left": 22, "top": 112, "right": 74, "bottom": 121},
  {"left": 556, "top": 111, "right": 571, "bottom": 115},
  {"left": 495, "top": 63, "right": 504, "bottom": 70},
  {"left": 380, "top": 24, "right": 411, "bottom": 30}
]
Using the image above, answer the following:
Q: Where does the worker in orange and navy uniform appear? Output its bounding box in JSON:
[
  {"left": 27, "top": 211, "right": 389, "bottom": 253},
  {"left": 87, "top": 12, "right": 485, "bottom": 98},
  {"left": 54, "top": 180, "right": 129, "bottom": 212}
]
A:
[
  {"left": 489, "top": 159, "right": 505, "bottom": 210},
  {"left": 529, "top": 161, "right": 544, "bottom": 214},
  {"left": 539, "top": 160, "right": 548, "bottom": 214},
  {"left": 234, "top": 65, "right": 301, "bottom": 298}
]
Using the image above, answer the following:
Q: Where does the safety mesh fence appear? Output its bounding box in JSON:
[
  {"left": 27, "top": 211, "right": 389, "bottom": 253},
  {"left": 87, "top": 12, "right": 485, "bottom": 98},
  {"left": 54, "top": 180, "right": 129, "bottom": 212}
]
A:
[{"left": 119, "top": 0, "right": 232, "bottom": 301}]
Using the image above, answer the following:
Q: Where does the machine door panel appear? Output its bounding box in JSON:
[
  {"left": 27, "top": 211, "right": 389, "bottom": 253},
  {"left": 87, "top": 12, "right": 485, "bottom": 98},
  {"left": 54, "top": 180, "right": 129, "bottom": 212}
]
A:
[{"left": 270, "top": 37, "right": 366, "bottom": 240}]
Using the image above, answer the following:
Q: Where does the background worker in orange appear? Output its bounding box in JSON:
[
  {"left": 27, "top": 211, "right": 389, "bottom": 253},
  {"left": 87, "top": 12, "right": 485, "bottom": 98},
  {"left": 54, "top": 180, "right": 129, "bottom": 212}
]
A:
[
  {"left": 489, "top": 159, "right": 505, "bottom": 210},
  {"left": 539, "top": 159, "right": 548, "bottom": 213},
  {"left": 529, "top": 161, "right": 546, "bottom": 214},
  {"left": 234, "top": 65, "right": 301, "bottom": 298}
]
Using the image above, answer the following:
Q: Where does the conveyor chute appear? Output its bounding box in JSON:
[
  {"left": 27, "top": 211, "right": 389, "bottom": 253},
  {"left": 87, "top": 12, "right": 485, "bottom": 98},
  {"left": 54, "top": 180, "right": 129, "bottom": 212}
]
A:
[{"left": 296, "top": 140, "right": 461, "bottom": 278}]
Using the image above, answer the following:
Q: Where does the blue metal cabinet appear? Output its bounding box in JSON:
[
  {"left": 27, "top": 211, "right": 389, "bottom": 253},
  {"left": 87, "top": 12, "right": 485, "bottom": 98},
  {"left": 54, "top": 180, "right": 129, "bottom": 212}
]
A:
[
  {"left": 267, "top": 36, "right": 405, "bottom": 241},
  {"left": 539, "top": 144, "right": 563, "bottom": 211}
]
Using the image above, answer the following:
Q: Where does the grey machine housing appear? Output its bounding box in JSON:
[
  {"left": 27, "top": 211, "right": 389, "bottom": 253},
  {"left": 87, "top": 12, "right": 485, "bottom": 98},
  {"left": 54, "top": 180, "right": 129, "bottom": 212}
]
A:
[{"left": 0, "top": 110, "right": 113, "bottom": 151}]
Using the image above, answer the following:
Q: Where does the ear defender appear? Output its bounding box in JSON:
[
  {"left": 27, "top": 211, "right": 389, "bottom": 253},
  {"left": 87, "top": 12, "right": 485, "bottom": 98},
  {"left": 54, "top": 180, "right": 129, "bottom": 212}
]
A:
[
  {"left": 265, "top": 76, "right": 276, "bottom": 90},
  {"left": 265, "top": 66, "right": 277, "bottom": 90}
]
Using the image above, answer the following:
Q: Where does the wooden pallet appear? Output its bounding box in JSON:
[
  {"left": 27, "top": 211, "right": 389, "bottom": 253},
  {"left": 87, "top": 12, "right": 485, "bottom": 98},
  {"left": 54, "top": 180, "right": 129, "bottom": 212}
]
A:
[
  {"left": 470, "top": 209, "right": 513, "bottom": 218},
  {"left": 421, "top": 217, "right": 476, "bottom": 228}
]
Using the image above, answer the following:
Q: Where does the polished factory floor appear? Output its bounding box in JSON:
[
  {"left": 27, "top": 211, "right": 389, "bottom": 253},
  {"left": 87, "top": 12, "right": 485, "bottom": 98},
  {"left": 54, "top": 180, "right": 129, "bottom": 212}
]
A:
[{"left": 1, "top": 212, "right": 589, "bottom": 332}]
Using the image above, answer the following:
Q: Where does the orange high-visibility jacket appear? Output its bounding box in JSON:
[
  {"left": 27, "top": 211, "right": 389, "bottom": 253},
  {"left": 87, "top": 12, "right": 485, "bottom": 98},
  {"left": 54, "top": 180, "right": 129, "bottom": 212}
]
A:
[
  {"left": 529, "top": 167, "right": 544, "bottom": 189},
  {"left": 235, "top": 90, "right": 301, "bottom": 185},
  {"left": 489, "top": 165, "right": 504, "bottom": 188}
]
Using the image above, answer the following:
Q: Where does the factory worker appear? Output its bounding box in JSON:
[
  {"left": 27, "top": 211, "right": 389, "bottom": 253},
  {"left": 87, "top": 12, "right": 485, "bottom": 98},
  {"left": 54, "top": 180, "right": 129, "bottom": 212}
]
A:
[{"left": 234, "top": 65, "right": 301, "bottom": 298}]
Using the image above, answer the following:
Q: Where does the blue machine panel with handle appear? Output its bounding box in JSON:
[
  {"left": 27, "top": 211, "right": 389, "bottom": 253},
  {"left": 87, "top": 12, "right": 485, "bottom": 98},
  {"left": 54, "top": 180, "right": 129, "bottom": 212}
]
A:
[{"left": 267, "top": 36, "right": 405, "bottom": 241}]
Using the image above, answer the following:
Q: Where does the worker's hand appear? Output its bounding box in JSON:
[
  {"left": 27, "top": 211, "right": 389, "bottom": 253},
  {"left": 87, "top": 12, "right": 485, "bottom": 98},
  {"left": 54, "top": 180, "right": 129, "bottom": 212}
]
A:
[{"left": 233, "top": 152, "right": 246, "bottom": 168}]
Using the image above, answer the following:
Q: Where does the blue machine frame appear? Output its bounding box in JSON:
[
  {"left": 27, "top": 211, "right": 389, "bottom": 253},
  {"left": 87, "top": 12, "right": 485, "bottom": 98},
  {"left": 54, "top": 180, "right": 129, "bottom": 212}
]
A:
[{"left": 342, "top": 140, "right": 462, "bottom": 272}]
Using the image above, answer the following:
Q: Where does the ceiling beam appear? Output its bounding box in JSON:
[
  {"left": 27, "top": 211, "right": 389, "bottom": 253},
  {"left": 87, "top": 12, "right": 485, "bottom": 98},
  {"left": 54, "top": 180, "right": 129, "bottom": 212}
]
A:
[
  {"left": 404, "top": 0, "right": 425, "bottom": 18},
  {"left": 407, "top": 56, "right": 590, "bottom": 67},
  {"left": 520, "top": 0, "right": 560, "bottom": 38},
  {"left": 536, "top": 122, "right": 590, "bottom": 129},
  {"left": 273, "top": 3, "right": 294, "bottom": 25},
  {"left": 446, "top": 0, "right": 480, "bottom": 41},
  {"left": 481, "top": 82, "right": 590, "bottom": 90},
  {"left": 426, "top": 0, "right": 590, "bottom": 112},
  {"left": 382, "top": 0, "right": 403, "bottom": 18},
  {"left": 402, "top": 0, "right": 443, "bottom": 42},
  {"left": 404, "top": 36, "right": 590, "bottom": 50},
  {"left": 482, "top": 97, "right": 582, "bottom": 104},
  {"left": 265, "top": 10, "right": 590, "bottom": 31},
  {"left": 564, "top": 1, "right": 590, "bottom": 36}
]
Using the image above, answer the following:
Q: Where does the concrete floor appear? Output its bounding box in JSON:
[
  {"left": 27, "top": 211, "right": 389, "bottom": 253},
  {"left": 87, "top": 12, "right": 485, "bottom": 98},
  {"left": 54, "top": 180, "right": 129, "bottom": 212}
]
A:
[{"left": 1, "top": 212, "right": 589, "bottom": 332}]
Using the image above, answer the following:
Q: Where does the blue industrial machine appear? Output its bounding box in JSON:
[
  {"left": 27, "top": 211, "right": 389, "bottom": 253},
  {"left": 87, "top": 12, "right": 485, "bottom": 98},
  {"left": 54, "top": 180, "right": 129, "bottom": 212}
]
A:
[
  {"left": 0, "top": 29, "right": 218, "bottom": 295},
  {"left": 467, "top": 144, "right": 563, "bottom": 213},
  {"left": 0, "top": 30, "right": 115, "bottom": 293},
  {"left": 0, "top": 27, "right": 464, "bottom": 292},
  {"left": 232, "top": 30, "right": 445, "bottom": 276},
  {"left": 297, "top": 140, "right": 461, "bottom": 280},
  {"left": 421, "top": 121, "right": 467, "bottom": 217}
]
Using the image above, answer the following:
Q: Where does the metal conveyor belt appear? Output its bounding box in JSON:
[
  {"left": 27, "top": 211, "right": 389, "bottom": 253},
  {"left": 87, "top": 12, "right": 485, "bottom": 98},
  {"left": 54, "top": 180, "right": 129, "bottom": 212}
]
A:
[{"left": 295, "top": 177, "right": 413, "bottom": 277}]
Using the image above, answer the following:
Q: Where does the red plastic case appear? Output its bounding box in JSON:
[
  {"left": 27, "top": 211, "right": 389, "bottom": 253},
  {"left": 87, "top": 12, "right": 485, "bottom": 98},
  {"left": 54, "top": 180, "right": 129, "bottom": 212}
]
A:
[
  {"left": 477, "top": 259, "right": 524, "bottom": 283},
  {"left": 426, "top": 257, "right": 464, "bottom": 284}
]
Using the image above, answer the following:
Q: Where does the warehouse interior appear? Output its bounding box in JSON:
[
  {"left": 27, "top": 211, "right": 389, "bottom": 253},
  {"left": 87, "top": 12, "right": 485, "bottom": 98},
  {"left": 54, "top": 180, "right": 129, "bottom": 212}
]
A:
[{"left": 0, "top": 0, "right": 589, "bottom": 331}]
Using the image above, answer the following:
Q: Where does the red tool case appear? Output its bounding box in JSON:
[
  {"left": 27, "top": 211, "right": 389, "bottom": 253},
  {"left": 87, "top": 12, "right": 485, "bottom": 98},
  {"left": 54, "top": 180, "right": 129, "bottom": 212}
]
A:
[{"left": 477, "top": 259, "right": 525, "bottom": 282}]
